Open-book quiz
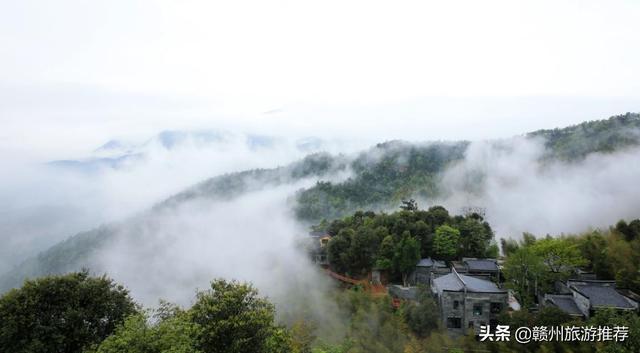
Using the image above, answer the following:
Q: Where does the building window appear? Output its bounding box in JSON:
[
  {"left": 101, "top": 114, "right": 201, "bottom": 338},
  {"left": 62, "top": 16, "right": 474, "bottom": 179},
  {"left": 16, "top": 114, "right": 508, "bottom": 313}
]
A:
[
  {"left": 490, "top": 302, "right": 502, "bottom": 314},
  {"left": 473, "top": 304, "right": 483, "bottom": 316},
  {"left": 447, "top": 317, "right": 462, "bottom": 329},
  {"left": 453, "top": 300, "right": 459, "bottom": 309},
  {"left": 468, "top": 321, "right": 474, "bottom": 329}
]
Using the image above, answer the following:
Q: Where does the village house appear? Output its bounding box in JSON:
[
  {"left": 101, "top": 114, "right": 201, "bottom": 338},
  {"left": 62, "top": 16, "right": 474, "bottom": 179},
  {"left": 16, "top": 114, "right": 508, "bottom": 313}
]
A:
[
  {"left": 452, "top": 258, "right": 500, "bottom": 280},
  {"left": 308, "top": 231, "right": 331, "bottom": 266},
  {"left": 431, "top": 268, "right": 508, "bottom": 335},
  {"left": 544, "top": 280, "right": 638, "bottom": 319},
  {"left": 409, "top": 257, "right": 448, "bottom": 286}
]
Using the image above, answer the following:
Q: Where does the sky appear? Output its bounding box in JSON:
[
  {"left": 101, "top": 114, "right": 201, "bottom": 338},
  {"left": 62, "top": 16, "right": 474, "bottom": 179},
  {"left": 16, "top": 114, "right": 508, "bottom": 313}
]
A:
[{"left": 2, "top": 0, "right": 640, "bottom": 161}]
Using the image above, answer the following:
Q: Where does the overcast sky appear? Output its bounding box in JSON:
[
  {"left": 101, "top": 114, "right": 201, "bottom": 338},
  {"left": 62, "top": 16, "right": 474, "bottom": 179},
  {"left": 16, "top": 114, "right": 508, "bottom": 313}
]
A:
[{"left": 2, "top": 0, "right": 640, "bottom": 160}]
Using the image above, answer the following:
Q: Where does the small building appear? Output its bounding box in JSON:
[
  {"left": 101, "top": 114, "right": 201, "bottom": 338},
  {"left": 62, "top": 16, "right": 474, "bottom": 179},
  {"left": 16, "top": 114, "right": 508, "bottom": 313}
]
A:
[
  {"left": 308, "top": 232, "right": 331, "bottom": 266},
  {"left": 431, "top": 268, "right": 508, "bottom": 335},
  {"left": 453, "top": 258, "right": 500, "bottom": 280},
  {"left": 545, "top": 280, "right": 638, "bottom": 319},
  {"left": 410, "top": 257, "right": 448, "bottom": 286}
]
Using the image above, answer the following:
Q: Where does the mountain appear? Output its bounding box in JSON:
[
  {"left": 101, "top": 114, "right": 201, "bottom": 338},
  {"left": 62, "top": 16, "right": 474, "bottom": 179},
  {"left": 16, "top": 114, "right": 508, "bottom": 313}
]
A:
[
  {"left": 1, "top": 112, "right": 639, "bottom": 292},
  {"left": 295, "top": 112, "right": 640, "bottom": 223},
  {"left": 48, "top": 129, "right": 328, "bottom": 172}
]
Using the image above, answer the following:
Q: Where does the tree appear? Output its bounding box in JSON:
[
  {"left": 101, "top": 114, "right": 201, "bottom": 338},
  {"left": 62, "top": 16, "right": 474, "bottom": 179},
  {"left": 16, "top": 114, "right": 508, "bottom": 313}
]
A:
[
  {"left": 456, "top": 217, "right": 493, "bottom": 258},
  {"left": 502, "top": 247, "right": 545, "bottom": 307},
  {"left": 530, "top": 237, "right": 587, "bottom": 284},
  {"left": 348, "top": 227, "right": 379, "bottom": 275},
  {"left": 393, "top": 232, "right": 421, "bottom": 287},
  {"left": 290, "top": 319, "right": 316, "bottom": 353},
  {"left": 500, "top": 238, "right": 520, "bottom": 257},
  {"left": 589, "top": 308, "right": 640, "bottom": 353},
  {"left": 578, "top": 231, "right": 612, "bottom": 279},
  {"left": 327, "top": 229, "right": 353, "bottom": 274},
  {"left": 89, "top": 311, "right": 200, "bottom": 353},
  {"left": 190, "top": 279, "right": 288, "bottom": 353},
  {"left": 375, "top": 235, "right": 395, "bottom": 270},
  {"left": 400, "top": 199, "right": 418, "bottom": 211},
  {"left": 432, "top": 225, "right": 460, "bottom": 260},
  {"left": 402, "top": 289, "right": 439, "bottom": 337},
  {"left": 0, "top": 271, "right": 137, "bottom": 353}
]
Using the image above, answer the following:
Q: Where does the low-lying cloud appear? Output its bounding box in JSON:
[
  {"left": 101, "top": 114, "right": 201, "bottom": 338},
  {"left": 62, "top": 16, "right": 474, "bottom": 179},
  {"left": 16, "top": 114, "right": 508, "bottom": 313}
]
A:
[
  {"left": 89, "top": 181, "right": 345, "bottom": 333},
  {"left": 0, "top": 131, "right": 346, "bottom": 274},
  {"left": 436, "top": 137, "right": 640, "bottom": 238}
]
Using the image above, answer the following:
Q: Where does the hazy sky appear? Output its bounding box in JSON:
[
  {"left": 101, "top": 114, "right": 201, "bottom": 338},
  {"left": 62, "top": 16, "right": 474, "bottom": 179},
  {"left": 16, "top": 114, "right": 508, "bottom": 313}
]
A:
[
  {"left": 1, "top": 1, "right": 640, "bottom": 301},
  {"left": 2, "top": 0, "right": 640, "bottom": 160}
]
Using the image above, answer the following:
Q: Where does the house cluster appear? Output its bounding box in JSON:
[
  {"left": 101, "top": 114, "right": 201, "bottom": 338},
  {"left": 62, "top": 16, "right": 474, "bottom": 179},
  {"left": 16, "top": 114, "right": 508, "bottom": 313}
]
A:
[
  {"left": 309, "top": 231, "right": 640, "bottom": 335},
  {"left": 396, "top": 257, "right": 513, "bottom": 335}
]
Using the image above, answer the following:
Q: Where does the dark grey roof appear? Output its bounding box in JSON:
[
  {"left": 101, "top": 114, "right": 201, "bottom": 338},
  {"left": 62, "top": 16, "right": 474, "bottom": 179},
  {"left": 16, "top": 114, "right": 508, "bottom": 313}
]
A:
[
  {"left": 570, "top": 282, "right": 636, "bottom": 309},
  {"left": 464, "top": 258, "right": 499, "bottom": 272},
  {"left": 416, "top": 258, "right": 447, "bottom": 268},
  {"left": 388, "top": 285, "right": 419, "bottom": 300},
  {"left": 545, "top": 295, "right": 583, "bottom": 316},
  {"left": 432, "top": 272, "right": 503, "bottom": 294}
]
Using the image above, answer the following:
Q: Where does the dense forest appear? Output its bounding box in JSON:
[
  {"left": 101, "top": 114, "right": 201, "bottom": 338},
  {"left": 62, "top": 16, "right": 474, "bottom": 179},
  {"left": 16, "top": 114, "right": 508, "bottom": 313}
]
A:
[{"left": 319, "top": 203, "right": 495, "bottom": 285}]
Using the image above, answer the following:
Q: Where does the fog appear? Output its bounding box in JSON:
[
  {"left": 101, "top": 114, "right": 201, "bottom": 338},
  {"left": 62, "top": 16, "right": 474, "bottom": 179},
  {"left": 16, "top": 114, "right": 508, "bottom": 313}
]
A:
[
  {"left": 436, "top": 137, "right": 640, "bottom": 238},
  {"left": 0, "top": 131, "right": 352, "bottom": 274},
  {"left": 84, "top": 179, "right": 349, "bottom": 338}
]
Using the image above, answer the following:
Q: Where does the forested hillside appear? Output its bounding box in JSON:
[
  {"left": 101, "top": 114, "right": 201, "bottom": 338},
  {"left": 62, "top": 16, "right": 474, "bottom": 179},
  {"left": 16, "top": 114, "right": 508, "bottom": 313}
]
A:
[
  {"left": 295, "top": 112, "right": 640, "bottom": 223},
  {"left": 529, "top": 112, "right": 640, "bottom": 161},
  {"left": 1, "top": 113, "right": 639, "bottom": 293}
]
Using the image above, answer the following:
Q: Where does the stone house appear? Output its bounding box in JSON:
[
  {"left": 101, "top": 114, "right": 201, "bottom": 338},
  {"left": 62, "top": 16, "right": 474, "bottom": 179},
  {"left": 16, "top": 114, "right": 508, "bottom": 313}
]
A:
[
  {"left": 431, "top": 268, "right": 508, "bottom": 335},
  {"left": 409, "top": 257, "right": 448, "bottom": 286}
]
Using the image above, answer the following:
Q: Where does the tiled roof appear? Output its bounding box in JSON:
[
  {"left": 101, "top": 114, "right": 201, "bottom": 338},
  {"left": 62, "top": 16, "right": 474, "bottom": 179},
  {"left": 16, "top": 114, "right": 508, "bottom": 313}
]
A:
[
  {"left": 545, "top": 295, "right": 583, "bottom": 316},
  {"left": 464, "top": 258, "right": 499, "bottom": 272},
  {"left": 432, "top": 272, "right": 503, "bottom": 294},
  {"left": 570, "top": 281, "right": 636, "bottom": 309}
]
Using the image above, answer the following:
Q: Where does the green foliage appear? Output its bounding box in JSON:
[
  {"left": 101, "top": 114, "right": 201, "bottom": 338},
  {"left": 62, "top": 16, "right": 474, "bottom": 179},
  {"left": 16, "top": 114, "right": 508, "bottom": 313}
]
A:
[
  {"left": 504, "top": 217, "right": 640, "bottom": 310},
  {"left": 531, "top": 237, "right": 588, "bottom": 274},
  {"left": 528, "top": 112, "right": 640, "bottom": 161},
  {"left": 290, "top": 320, "right": 316, "bottom": 353},
  {"left": 88, "top": 311, "right": 201, "bottom": 353},
  {"left": 324, "top": 206, "right": 495, "bottom": 281},
  {"left": 589, "top": 308, "right": 640, "bottom": 353},
  {"left": 432, "top": 225, "right": 460, "bottom": 260},
  {"left": 295, "top": 141, "right": 469, "bottom": 222},
  {"left": 502, "top": 246, "right": 545, "bottom": 307},
  {"left": 393, "top": 233, "right": 421, "bottom": 287},
  {"left": 334, "top": 290, "right": 409, "bottom": 353},
  {"left": 402, "top": 288, "right": 439, "bottom": 337},
  {"left": 90, "top": 279, "right": 292, "bottom": 353},
  {"left": 190, "top": 279, "right": 287, "bottom": 353},
  {"left": 0, "top": 271, "right": 138, "bottom": 353},
  {"left": 503, "top": 234, "right": 588, "bottom": 306}
]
